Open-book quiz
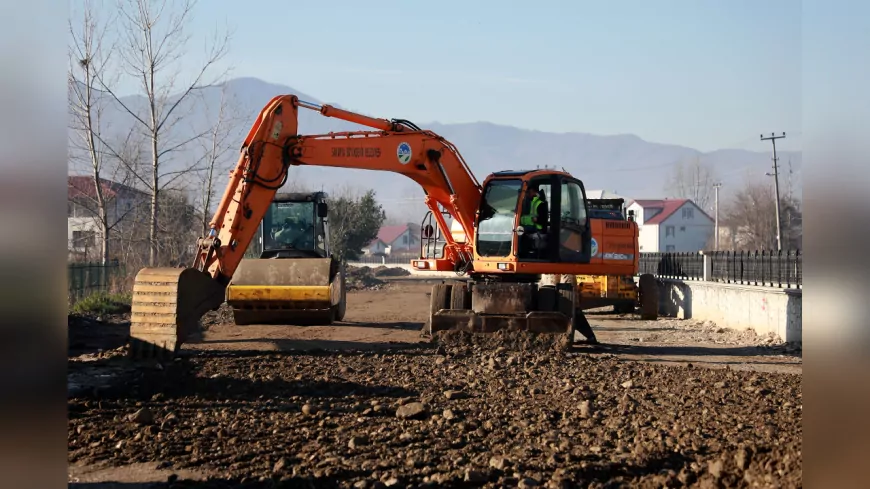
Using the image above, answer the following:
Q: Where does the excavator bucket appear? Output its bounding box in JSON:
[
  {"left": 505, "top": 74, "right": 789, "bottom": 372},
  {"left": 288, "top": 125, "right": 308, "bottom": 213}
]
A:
[
  {"left": 225, "top": 257, "right": 346, "bottom": 325},
  {"left": 129, "top": 267, "right": 226, "bottom": 359}
]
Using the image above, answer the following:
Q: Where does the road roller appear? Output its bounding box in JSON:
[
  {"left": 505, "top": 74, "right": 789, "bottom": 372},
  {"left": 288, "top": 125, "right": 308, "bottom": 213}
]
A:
[{"left": 225, "top": 191, "right": 347, "bottom": 325}]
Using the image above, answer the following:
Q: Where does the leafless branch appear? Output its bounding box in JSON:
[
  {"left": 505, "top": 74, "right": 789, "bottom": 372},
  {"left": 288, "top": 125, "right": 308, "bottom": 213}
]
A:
[
  {"left": 664, "top": 155, "right": 716, "bottom": 212},
  {"left": 91, "top": 0, "right": 234, "bottom": 266}
]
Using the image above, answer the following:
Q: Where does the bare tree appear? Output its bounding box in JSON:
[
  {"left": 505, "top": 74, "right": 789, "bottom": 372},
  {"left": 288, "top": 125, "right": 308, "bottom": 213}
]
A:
[
  {"left": 193, "top": 84, "right": 244, "bottom": 236},
  {"left": 68, "top": 0, "right": 134, "bottom": 265},
  {"left": 92, "top": 0, "right": 232, "bottom": 266},
  {"left": 665, "top": 155, "right": 716, "bottom": 212},
  {"left": 721, "top": 178, "right": 802, "bottom": 250}
]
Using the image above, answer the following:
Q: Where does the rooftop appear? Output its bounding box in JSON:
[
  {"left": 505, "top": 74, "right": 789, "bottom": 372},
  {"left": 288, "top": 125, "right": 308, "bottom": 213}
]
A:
[{"left": 68, "top": 176, "right": 147, "bottom": 201}]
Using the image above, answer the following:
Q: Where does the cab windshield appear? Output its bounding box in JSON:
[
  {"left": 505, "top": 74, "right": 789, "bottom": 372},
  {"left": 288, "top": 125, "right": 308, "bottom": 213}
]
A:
[
  {"left": 264, "top": 201, "right": 316, "bottom": 251},
  {"left": 476, "top": 179, "right": 522, "bottom": 257}
]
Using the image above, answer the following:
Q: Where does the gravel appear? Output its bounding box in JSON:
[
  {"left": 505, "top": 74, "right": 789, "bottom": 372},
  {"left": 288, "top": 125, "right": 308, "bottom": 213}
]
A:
[{"left": 68, "top": 339, "right": 801, "bottom": 488}]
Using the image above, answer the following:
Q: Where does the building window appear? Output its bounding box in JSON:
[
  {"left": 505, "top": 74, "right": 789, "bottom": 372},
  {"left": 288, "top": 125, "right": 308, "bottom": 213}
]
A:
[
  {"left": 680, "top": 226, "right": 686, "bottom": 232},
  {"left": 682, "top": 207, "right": 694, "bottom": 219},
  {"left": 665, "top": 225, "right": 675, "bottom": 237},
  {"left": 666, "top": 245, "right": 676, "bottom": 252}
]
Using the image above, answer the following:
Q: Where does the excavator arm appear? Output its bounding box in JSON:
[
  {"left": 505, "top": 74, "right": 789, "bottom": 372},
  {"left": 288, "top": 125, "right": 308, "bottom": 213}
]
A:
[{"left": 128, "top": 95, "right": 482, "bottom": 357}]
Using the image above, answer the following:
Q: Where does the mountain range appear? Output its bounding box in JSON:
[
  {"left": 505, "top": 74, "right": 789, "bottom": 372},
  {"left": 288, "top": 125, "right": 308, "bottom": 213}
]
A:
[{"left": 69, "top": 76, "right": 802, "bottom": 221}]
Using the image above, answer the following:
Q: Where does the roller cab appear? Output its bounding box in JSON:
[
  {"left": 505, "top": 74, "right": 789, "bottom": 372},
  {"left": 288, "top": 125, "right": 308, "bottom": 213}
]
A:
[{"left": 225, "top": 192, "right": 347, "bottom": 325}]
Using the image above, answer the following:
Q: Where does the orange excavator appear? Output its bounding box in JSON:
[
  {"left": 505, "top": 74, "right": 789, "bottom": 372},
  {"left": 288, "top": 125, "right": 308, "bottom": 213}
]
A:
[{"left": 128, "top": 95, "right": 641, "bottom": 357}]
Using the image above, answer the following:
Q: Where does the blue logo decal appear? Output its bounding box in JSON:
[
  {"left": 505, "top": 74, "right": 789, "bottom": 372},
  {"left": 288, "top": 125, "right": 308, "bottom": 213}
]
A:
[
  {"left": 590, "top": 238, "right": 598, "bottom": 257},
  {"left": 397, "top": 142, "right": 412, "bottom": 164}
]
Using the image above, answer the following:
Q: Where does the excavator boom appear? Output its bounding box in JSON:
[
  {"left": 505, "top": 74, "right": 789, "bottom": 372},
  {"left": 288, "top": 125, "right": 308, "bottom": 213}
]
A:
[
  {"left": 129, "top": 93, "right": 643, "bottom": 358},
  {"left": 129, "top": 95, "right": 483, "bottom": 357}
]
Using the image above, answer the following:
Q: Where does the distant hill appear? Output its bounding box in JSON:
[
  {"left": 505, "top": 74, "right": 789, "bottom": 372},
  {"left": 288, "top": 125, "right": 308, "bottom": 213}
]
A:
[{"left": 68, "top": 76, "right": 802, "bottom": 222}]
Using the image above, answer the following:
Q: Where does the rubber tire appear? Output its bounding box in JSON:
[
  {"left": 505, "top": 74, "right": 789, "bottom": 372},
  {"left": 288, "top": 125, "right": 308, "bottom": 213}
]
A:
[
  {"left": 639, "top": 273, "right": 659, "bottom": 320},
  {"left": 537, "top": 285, "right": 557, "bottom": 311},
  {"left": 427, "top": 283, "right": 452, "bottom": 334},
  {"left": 450, "top": 283, "right": 470, "bottom": 310},
  {"left": 334, "top": 263, "right": 347, "bottom": 322},
  {"left": 556, "top": 283, "right": 576, "bottom": 343},
  {"left": 556, "top": 283, "right": 575, "bottom": 317}
]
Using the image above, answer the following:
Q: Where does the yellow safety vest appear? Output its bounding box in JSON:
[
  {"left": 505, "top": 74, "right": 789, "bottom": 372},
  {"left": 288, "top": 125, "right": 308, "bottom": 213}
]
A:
[{"left": 520, "top": 196, "right": 543, "bottom": 229}]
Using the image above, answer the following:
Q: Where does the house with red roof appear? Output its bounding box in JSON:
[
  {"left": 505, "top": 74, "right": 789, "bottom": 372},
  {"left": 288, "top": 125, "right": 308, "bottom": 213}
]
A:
[
  {"left": 626, "top": 198, "right": 714, "bottom": 252},
  {"left": 67, "top": 176, "right": 150, "bottom": 261},
  {"left": 364, "top": 223, "right": 420, "bottom": 256}
]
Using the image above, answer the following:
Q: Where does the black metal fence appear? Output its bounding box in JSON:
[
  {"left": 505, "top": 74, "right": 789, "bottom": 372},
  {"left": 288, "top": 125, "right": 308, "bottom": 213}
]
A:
[
  {"left": 708, "top": 249, "right": 801, "bottom": 288},
  {"left": 638, "top": 249, "right": 801, "bottom": 289},
  {"left": 68, "top": 261, "right": 126, "bottom": 302},
  {"left": 638, "top": 252, "right": 706, "bottom": 280}
]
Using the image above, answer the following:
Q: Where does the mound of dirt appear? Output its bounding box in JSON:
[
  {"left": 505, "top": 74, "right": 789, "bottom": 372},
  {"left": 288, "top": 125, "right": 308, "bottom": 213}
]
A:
[
  {"left": 346, "top": 266, "right": 387, "bottom": 291},
  {"left": 433, "top": 328, "right": 573, "bottom": 353},
  {"left": 373, "top": 265, "right": 412, "bottom": 277},
  {"left": 200, "top": 304, "right": 234, "bottom": 329}
]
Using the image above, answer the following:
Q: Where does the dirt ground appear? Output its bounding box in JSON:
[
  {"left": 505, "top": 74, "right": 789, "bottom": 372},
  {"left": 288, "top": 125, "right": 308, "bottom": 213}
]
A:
[{"left": 68, "top": 278, "right": 802, "bottom": 488}]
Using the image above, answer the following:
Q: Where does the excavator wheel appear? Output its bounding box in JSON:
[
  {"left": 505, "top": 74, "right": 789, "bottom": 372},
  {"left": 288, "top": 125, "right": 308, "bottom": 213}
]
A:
[
  {"left": 555, "top": 283, "right": 576, "bottom": 343},
  {"left": 537, "top": 285, "right": 557, "bottom": 311},
  {"left": 425, "top": 283, "right": 452, "bottom": 335},
  {"left": 638, "top": 273, "right": 659, "bottom": 320},
  {"left": 450, "top": 283, "right": 471, "bottom": 310}
]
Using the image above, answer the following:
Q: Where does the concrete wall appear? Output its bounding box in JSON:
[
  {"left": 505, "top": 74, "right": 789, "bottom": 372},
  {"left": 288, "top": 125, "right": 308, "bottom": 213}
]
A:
[{"left": 654, "top": 278, "right": 802, "bottom": 343}]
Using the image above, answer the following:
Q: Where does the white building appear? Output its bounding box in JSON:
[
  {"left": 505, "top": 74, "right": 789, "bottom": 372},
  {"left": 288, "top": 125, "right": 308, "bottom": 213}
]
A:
[
  {"left": 67, "top": 176, "right": 149, "bottom": 261},
  {"left": 364, "top": 224, "right": 419, "bottom": 256},
  {"left": 626, "top": 198, "right": 714, "bottom": 252}
]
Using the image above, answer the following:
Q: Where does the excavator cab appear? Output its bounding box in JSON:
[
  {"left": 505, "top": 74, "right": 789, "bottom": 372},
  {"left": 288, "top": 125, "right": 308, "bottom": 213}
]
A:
[
  {"left": 474, "top": 171, "right": 593, "bottom": 267},
  {"left": 223, "top": 192, "right": 347, "bottom": 326},
  {"left": 426, "top": 170, "right": 600, "bottom": 343}
]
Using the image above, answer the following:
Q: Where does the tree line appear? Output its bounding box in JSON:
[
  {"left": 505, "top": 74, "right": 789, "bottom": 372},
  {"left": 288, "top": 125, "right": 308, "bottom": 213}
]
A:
[
  {"left": 664, "top": 156, "right": 802, "bottom": 251},
  {"left": 68, "top": 0, "right": 385, "bottom": 275}
]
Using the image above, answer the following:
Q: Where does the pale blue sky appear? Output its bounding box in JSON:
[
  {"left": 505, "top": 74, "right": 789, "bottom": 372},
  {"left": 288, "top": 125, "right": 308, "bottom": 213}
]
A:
[{"left": 111, "top": 0, "right": 806, "bottom": 153}]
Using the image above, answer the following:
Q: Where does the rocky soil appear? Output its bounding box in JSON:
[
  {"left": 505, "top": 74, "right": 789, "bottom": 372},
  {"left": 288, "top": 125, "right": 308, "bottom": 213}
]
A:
[
  {"left": 69, "top": 339, "right": 801, "bottom": 488},
  {"left": 345, "top": 265, "right": 413, "bottom": 291},
  {"left": 69, "top": 280, "right": 801, "bottom": 488},
  {"left": 616, "top": 315, "right": 802, "bottom": 353}
]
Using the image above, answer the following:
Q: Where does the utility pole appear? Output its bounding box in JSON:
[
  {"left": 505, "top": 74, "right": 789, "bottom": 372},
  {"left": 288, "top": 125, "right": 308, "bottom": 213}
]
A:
[
  {"left": 713, "top": 183, "right": 722, "bottom": 250},
  {"left": 760, "top": 132, "right": 786, "bottom": 251}
]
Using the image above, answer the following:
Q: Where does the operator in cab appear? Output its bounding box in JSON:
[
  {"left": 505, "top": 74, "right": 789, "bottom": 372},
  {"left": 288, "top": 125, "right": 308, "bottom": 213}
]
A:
[
  {"left": 519, "top": 185, "right": 548, "bottom": 256},
  {"left": 274, "top": 215, "right": 314, "bottom": 249}
]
